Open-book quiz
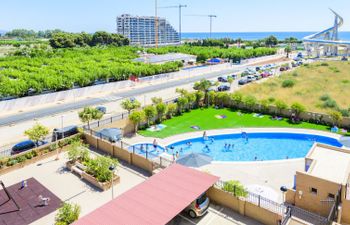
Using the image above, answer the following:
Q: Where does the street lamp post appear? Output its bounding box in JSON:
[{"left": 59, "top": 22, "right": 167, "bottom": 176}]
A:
[
  {"left": 61, "top": 115, "right": 64, "bottom": 139},
  {"left": 55, "top": 132, "right": 59, "bottom": 160},
  {"left": 109, "top": 165, "right": 116, "bottom": 199}
]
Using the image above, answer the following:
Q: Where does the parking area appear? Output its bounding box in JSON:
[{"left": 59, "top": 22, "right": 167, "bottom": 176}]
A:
[{"left": 168, "top": 204, "right": 263, "bottom": 225}]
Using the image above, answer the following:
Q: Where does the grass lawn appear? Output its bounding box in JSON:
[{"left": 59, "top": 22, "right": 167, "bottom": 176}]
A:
[
  {"left": 239, "top": 61, "right": 350, "bottom": 114},
  {"left": 139, "top": 108, "right": 335, "bottom": 138}
]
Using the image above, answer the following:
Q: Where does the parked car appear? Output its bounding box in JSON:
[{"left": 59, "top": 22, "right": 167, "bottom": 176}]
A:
[
  {"left": 254, "top": 74, "right": 262, "bottom": 80},
  {"left": 217, "top": 76, "right": 228, "bottom": 82},
  {"left": 238, "top": 79, "right": 248, "bottom": 85},
  {"left": 341, "top": 56, "right": 348, "bottom": 61},
  {"left": 96, "top": 106, "right": 107, "bottom": 114},
  {"left": 241, "top": 71, "right": 249, "bottom": 77},
  {"left": 185, "top": 193, "right": 210, "bottom": 218},
  {"left": 11, "top": 140, "right": 47, "bottom": 155},
  {"left": 247, "top": 75, "right": 256, "bottom": 82},
  {"left": 217, "top": 84, "right": 230, "bottom": 92},
  {"left": 52, "top": 125, "right": 78, "bottom": 141},
  {"left": 230, "top": 74, "right": 237, "bottom": 79},
  {"left": 261, "top": 71, "right": 271, "bottom": 78},
  {"left": 297, "top": 52, "right": 303, "bottom": 58},
  {"left": 255, "top": 66, "right": 261, "bottom": 71},
  {"left": 280, "top": 67, "right": 286, "bottom": 72}
]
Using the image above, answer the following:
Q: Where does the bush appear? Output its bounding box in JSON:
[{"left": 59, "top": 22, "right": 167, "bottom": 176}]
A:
[
  {"left": 55, "top": 203, "right": 81, "bottom": 225},
  {"left": 15, "top": 155, "right": 27, "bottom": 163},
  {"left": 338, "top": 108, "right": 350, "bottom": 117},
  {"left": 292, "top": 71, "right": 298, "bottom": 77},
  {"left": 322, "top": 99, "right": 338, "bottom": 109},
  {"left": 282, "top": 79, "right": 296, "bottom": 88},
  {"left": 6, "top": 159, "right": 18, "bottom": 167},
  {"left": 319, "top": 94, "right": 331, "bottom": 101},
  {"left": 24, "top": 152, "right": 33, "bottom": 159},
  {"left": 222, "top": 180, "right": 248, "bottom": 197},
  {"left": 85, "top": 156, "right": 118, "bottom": 182},
  {"left": 320, "top": 62, "right": 329, "bottom": 66}
]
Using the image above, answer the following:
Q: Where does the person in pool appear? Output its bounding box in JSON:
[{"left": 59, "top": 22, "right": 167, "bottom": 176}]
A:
[{"left": 203, "top": 131, "right": 208, "bottom": 140}]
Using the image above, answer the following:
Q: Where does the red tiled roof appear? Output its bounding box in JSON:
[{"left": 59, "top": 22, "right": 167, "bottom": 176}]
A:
[{"left": 74, "top": 164, "right": 219, "bottom": 225}]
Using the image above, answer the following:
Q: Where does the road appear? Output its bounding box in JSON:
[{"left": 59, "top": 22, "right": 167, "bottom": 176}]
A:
[{"left": 0, "top": 67, "right": 243, "bottom": 126}]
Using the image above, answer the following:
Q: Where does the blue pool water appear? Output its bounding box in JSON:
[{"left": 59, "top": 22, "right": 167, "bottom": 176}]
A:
[
  {"left": 165, "top": 133, "right": 342, "bottom": 162},
  {"left": 128, "top": 143, "right": 164, "bottom": 158}
]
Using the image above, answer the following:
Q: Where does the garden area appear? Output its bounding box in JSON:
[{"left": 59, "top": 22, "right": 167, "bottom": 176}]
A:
[
  {"left": 124, "top": 85, "right": 348, "bottom": 139},
  {"left": 240, "top": 61, "right": 350, "bottom": 116},
  {"left": 138, "top": 108, "right": 333, "bottom": 138}
]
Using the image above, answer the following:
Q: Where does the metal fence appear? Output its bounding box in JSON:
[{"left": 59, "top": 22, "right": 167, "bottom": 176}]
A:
[
  {"left": 284, "top": 204, "right": 329, "bottom": 225},
  {"left": 214, "top": 180, "right": 286, "bottom": 216}
]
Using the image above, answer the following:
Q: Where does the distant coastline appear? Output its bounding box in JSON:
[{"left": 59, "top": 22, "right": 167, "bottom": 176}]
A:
[{"left": 181, "top": 32, "right": 350, "bottom": 40}]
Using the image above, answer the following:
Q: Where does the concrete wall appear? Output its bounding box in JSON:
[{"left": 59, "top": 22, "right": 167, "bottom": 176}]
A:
[
  {"left": 294, "top": 172, "right": 340, "bottom": 217},
  {"left": 285, "top": 189, "right": 296, "bottom": 205},
  {"left": 131, "top": 153, "right": 153, "bottom": 174},
  {"left": 207, "top": 187, "right": 282, "bottom": 225}
]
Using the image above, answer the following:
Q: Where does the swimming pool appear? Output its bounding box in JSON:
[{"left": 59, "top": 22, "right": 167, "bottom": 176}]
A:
[
  {"left": 165, "top": 132, "right": 343, "bottom": 162},
  {"left": 128, "top": 143, "right": 165, "bottom": 158}
]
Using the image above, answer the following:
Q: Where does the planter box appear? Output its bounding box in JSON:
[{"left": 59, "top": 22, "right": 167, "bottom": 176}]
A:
[
  {"left": 66, "top": 161, "right": 120, "bottom": 191},
  {"left": 0, "top": 149, "right": 59, "bottom": 176}
]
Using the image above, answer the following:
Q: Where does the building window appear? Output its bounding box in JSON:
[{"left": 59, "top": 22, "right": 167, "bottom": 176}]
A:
[
  {"left": 328, "top": 193, "right": 335, "bottom": 199},
  {"left": 310, "top": 187, "right": 318, "bottom": 195}
]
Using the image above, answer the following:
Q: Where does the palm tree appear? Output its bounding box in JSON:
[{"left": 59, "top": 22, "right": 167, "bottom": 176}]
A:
[
  {"left": 285, "top": 45, "right": 292, "bottom": 58},
  {"left": 78, "top": 107, "right": 103, "bottom": 129},
  {"left": 129, "top": 110, "right": 145, "bottom": 132},
  {"left": 194, "top": 79, "right": 211, "bottom": 107}
]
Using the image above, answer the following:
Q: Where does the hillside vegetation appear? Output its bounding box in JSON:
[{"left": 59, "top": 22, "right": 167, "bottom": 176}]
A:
[{"left": 240, "top": 61, "right": 350, "bottom": 115}]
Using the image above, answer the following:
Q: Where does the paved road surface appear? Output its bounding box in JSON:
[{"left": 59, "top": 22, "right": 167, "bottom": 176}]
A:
[{"left": 0, "top": 67, "right": 244, "bottom": 126}]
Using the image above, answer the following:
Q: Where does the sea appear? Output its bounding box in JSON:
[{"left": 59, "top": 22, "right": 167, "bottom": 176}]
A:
[{"left": 181, "top": 32, "right": 350, "bottom": 40}]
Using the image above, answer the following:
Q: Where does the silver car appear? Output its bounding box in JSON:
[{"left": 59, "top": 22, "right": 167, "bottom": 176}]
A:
[{"left": 185, "top": 193, "right": 210, "bottom": 218}]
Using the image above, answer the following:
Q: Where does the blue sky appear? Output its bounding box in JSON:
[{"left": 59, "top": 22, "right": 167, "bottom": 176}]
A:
[{"left": 1, "top": 0, "right": 349, "bottom": 33}]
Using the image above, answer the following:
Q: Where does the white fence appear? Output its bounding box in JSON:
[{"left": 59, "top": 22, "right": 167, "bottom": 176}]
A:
[{"left": 0, "top": 63, "right": 232, "bottom": 112}]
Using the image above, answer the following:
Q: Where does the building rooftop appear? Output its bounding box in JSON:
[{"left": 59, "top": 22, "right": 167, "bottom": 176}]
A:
[
  {"left": 306, "top": 144, "right": 350, "bottom": 184},
  {"left": 133, "top": 53, "right": 196, "bottom": 64}
]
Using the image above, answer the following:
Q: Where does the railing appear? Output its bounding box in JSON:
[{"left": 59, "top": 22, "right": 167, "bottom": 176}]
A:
[
  {"left": 283, "top": 203, "right": 329, "bottom": 225},
  {"left": 214, "top": 180, "right": 286, "bottom": 216}
]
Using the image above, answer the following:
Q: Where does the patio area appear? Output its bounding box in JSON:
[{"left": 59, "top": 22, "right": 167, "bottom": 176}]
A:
[{"left": 0, "top": 150, "right": 147, "bottom": 225}]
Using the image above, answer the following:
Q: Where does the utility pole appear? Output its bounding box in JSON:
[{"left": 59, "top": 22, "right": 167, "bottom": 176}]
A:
[{"left": 158, "top": 4, "right": 187, "bottom": 44}]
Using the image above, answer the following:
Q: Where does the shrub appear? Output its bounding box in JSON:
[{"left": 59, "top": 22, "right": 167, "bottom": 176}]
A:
[
  {"left": 222, "top": 180, "right": 248, "bottom": 197},
  {"left": 282, "top": 79, "right": 296, "bottom": 88},
  {"left": 291, "top": 102, "right": 306, "bottom": 116},
  {"left": 329, "top": 66, "right": 340, "bottom": 73},
  {"left": 24, "top": 152, "right": 33, "bottom": 159},
  {"left": 338, "top": 108, "right": 350, "bottom": 117},
  {"left": 55, "top": 203, "right": 81, "bottom": 225},
  {"left": 85, "top": 156, "right": 118, "bottom": 182},
  {"left": 6, "top": 159, "right": 18, "bottom": 167},
  {"left": 242, "top": 95, "right": 257, "bottom": 109},
  {"left": 15, "top": 155, "right": 26, "bottom": 163},
  {"left": 320, "top": 62, "right": 329, "bottom": 66},
  {"left": 292, "top": 71, "right": 298, "bottom": 77},
  {"left": 322, "top": 99, "right": 338, "bottom": 109},
  {"left": 329, "top": 111, "right": 343, "bottom": 126},
  {"left": 319, "top": 94, "right": 331, "bottom": 101}
]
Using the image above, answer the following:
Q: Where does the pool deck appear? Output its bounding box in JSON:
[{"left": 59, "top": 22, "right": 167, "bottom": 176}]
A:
[{"left": 124, "top": 128, "right": 343, "bottom": 202}]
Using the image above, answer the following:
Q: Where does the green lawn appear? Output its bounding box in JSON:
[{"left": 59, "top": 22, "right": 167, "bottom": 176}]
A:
[{"left": 139, "top": 108, "right": 334, "bottom": 138}]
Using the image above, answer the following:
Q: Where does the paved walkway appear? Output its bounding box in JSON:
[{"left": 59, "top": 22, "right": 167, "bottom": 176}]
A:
[{"left": 0, "top": 152, "right": 147, "bottom": 225}]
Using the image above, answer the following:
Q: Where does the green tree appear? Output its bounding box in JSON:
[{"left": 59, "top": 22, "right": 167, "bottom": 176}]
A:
[
  {"left": 193, "top": 79, "right": 211, "bottom": 107},
  {"left": 260, "top": 99, "right": 270, "bottom": 113},
  {"left": 151, "top": 97, "right": 163, "bottom": 105},
  {"left": 176, "top": 97, "right": 188, "bottom": 114},
  {"left": 167, "top": 103, "right": 177, "bottom": 118},
  {"left": 121, "top": 99, "right": 141, "bottom": 114},
  {"left": 185, "top": 92, "right": 196, "bottom": 110},
  {"left": 275, "top": 99, "right": 288, "bottom": 116},
  {"left": 55, "top": 203, "right": 81, "bottom": 225},
  {"left": 194, "top": 91, "right": 204, "bottom": 107},
  {"left": 264, "top": 35, "right": 278, "bottom": 47},
  {"left": 143, "top": 105, "right": 157, "bottom": 126},
  {"left": 291, "top": 102, "right": 306, "bottom": 118},
  {"left": 329, "top": 111, "right": 343, "bottom": 127},
  {"left": 231, "top": 92, "right": 243, "bottom": 108},
  {"left": 78, "top": 107, "right": 103, "bottom": 129},
  {"left": 129, "top": 110, "right": 145, "bottom": 132},
  {"left": 227, "top": 76, "right": 234, "bottom": 89},
  {"left": 155, "top": 102, "right": 167, "bottom": 122},
  {"left": 222, "top": 180, "right": 248, "bottom": 197},
  {"left": 284, "top": 45, "right": 292, "bottom": 58},
  {"left": 24, "top": 123, "right": 49, "bottom": 146},
  {"left": 243, "top": 95, "right": 257, "bottom": 110}
]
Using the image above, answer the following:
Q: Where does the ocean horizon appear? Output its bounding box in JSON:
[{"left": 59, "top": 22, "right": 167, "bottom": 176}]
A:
[{"left": 182, "top": 32, "right": 350, "bottom": 41}]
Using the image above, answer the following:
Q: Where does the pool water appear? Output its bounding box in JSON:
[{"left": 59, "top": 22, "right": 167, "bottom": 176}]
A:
[
  {"left": 166, "top": 132, "right": 342, "bottom": 162},
  {"left": 128, "top": 143, "right": 164, "bottom": 158}
]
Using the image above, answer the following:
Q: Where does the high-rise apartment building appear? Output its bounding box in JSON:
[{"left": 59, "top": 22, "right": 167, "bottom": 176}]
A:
[{"left": 117, "top": 14, "right": 180, "bottom": 47}]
